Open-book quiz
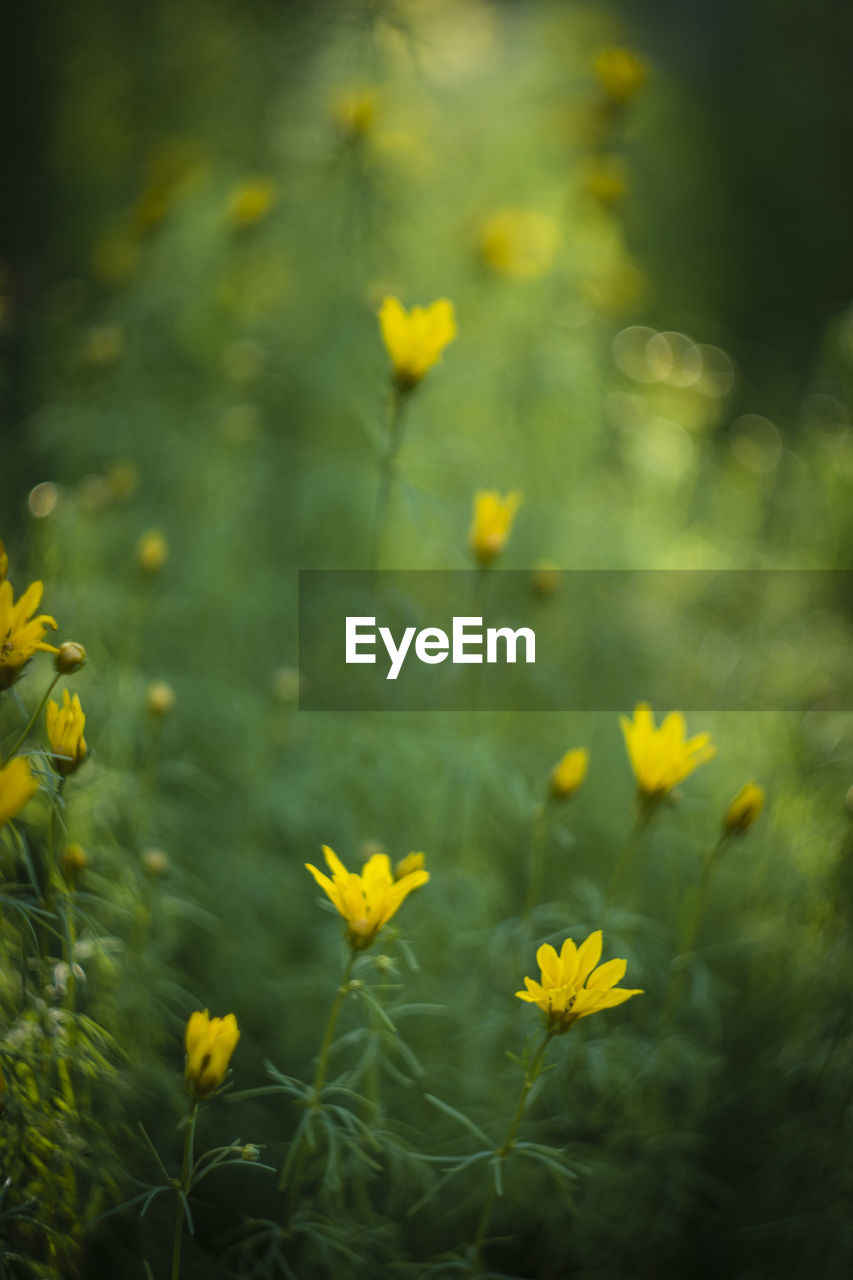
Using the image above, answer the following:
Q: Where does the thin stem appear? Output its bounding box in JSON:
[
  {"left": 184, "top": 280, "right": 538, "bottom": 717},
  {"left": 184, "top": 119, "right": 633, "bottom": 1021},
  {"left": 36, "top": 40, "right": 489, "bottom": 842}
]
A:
[
  {"left": 523, "top": 801, "right": 551, "bottom": 918},
  {"left": 171, "top": 1098, "right": 198, "bottom": 1280},
  {"left": 607, "top": 801, "right": 656, "bottom": 900},
  {"left": 279, "top": 948, "right": 356, "bottom": 1198},
  {"left": 662, "top": 834, "right": 729, "bottom": 1025},
  {"left": 370, "top": 386, "right": 409, "bottom": 568},
  {"left": 3, "top": 672, "right": 60, "bottom": 764},
  {"left": 471, "top": 1027, "right": 553, "bottom": 1266}
]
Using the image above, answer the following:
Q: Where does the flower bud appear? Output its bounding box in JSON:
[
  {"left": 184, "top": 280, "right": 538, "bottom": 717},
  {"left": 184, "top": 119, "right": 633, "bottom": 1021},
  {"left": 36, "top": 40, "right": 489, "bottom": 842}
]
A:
[
  {"left": 54, "top": 641, "right": 87, "bottom": 675},
  {"left": 723, "top": 782, "right": 765, "bottom": 837},
  {"left": 142, "top": 847, "right": 170, "bottom": 877},
  {"left": 550, "top": 748, "right": 589, "bottom": 800},
  {"left": 531, "top": 561, "right": 561, "bottom": 598},
  {"left": 240, "top": 1144, "right": 261, "bottom": 1162},
  {"left": 62, "top": 843, "right": 88, "bottom": 884},
  {"left": 136, "top": 529, "right": 168, "bottom": 575},
  {"left": 146, "top": 681, "right": 175, "bottom": 717},
  {"left": 185, "top": 1010, "right": 240, "bottom": 1097}
]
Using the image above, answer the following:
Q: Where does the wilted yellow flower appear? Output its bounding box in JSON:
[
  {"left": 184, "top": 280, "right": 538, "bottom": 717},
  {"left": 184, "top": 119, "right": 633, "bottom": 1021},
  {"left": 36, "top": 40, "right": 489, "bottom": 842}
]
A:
[
  {"left": 394, "top": 851, "right": 425, "bottom": 880},
  {"left": 0, "top": 757, "right": 39, "bottom": 828},
  {"left": 479, "top": 208, "right": 559, "bottom": 281},
  {"left": 724, "top": 782, "right": 765, "bottom": 836},
  {"left": 54, "top": 641, "right": 87, "bottom": 675},
  {"left": 620, "top": 703, "right": 715, "bottom": 801},
  {"left": 593, "top": 47, "right": 648, "bottom": 104},
  {"left": 136, "top": 529, "right": 168, "bottom": 575},
  {"left": 469, "top": 490, "right": 522, "bottom": 566},
  {"left": 146, "top": 681, "right": 175, "bottom": 717},
  {"left": 46, "top": 689, "right": 88, "bottom": 777},
  {"left": 516, "top": 930, "right": 642, "bottom": 1032},
  {"left": 550, "top": 748, "right": 589, "bottom": 800},
  {"left": 332, "top": 88, "right": 377, "bottom": 139},
  {"left": 185, "top": 1010, "right": 240, "bottom": 1098},
  {"left": 305, "top": 845, "right": 429, "bottom": 950},
  {"left": 377, "top": 296, "right": 456, "bottom": 391},
  {"left": 0, "top": 576, "right": 58, "bottom": 690},
  {"left": 226, "top": 179, "right": 276, "bottom": 230}
]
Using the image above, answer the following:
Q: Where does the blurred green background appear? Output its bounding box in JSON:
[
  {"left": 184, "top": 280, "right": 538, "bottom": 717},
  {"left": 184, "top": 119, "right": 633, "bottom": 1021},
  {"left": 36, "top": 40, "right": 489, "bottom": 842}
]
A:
[{"left": 1, "top": 1, "right": 853, "bottom": 1278}]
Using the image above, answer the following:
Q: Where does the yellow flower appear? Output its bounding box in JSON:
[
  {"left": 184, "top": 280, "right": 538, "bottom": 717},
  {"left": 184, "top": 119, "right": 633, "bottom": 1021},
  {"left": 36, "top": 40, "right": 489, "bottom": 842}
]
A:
[
  {"left": 0, "top": 577, "right": 58, "bottom": 690},
  {"left": 516, "top": 930, "right": 642, "bottom": 1032},
  {"left": 136, "top": 529, "right": 168, "bottom": 575},
  {"left": 0, "top": 756, "right": 39, "bottom": 828},
  {"left": 377, "top": 296, "right": 456, "bottom": 391},
  {"left": 550, "top": 748, "right": 589, "bottom": 800},
  {"left": 593, "top": 47, "right": 648, "bottom": 104},
  {"left": 394, "top": 851, "right": 425, "bottom": 880},
  {"left": 580, "top": 156, "right": 629, "bottom": 206},
  {"left": 305, "top": 845, "right": 429, "bottom": 950},
  {"left": 146, "top": 681, "right": 175, "bottom": 717},
  {"left": 479, "top": 208, "right": 559, "bottom": 281},
  {"left": 469, "top": 490, "right": 522, "bottom": 566},
  {"left": 46, "top": 689, "right": 88, "bottom": 776},
  {"left": 226, "top": 179, "right": 277, "bottom": 231},
  {"left": 0, "top": 540, "right": 7, "bottom": 582},
  {"left": 185, "top": 1010, "right": 240, "bottom": 1098},
  {"left": 724, "top": 782, "right": 765, "bottom": 837},
  {"left": 620, "top": 703, "right": 715, "bottom": 801},
  {"left": 332, "top": 88, "right": 377, "bottom": 139}
]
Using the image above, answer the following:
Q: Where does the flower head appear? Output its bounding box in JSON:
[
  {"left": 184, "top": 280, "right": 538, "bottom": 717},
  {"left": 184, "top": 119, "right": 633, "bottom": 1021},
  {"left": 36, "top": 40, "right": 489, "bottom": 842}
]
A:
[
  {"left": 516, "top": 930, "right": 642, "bottom": 1032},
  {"left": 620, "top": 703, "right": 714, "bottom": 802},
  {"left": 305, "top": 845, "right": 429, "bottom": 950},
  {"left": 185, "top": 1010, "right": 240, "bottom": 1098},
  {"left": 593, "top": 47, "right": 648, "bottom": 104},
  {"left": 0, "top": 757, "right": 39, "bottom": 828},
  {"left": 54, "top": 641, "right": 87, "bottom": 675},
  {"left": 46, "top": 690, "right": 88, "bottom": 776},
  {"left": 136, "top": 529, "right": 168, "bottom": 575},
  {"left": 550, "top": 748, "right": 589, "bottom": 800},
  {"left": 724, "top": 782, "right": 764, "bottom": 837},
  {"left": 0, "top": 576, "right": 58, "bottom": 690},
  {"left": 378, "top": 296, "right": 456, "bottom": 391},
  {"left": 226, "top": 179, "right": 277, "bottom": 231},
  {"left": 469, "top": 490, "right": 522, "bottom": 566},
  {"left": 479, "top": 208, "right": 559, "bottom": 281}
]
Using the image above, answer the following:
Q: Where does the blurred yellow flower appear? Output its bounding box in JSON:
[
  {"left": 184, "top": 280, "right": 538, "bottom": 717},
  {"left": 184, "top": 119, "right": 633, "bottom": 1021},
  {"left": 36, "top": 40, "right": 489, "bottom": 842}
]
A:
[
  {"left": 0, "top": 540, "right": 8, "bottom": 582},
  {"left": 620, "top": 703, "right": 715, "bottom": 800},
  {"left": 332, "top": 88, "right": 377, "bottom": 139},
  {"left": 580, "top": 156, "right": 629, "bottom": 206},
  {"left": 724, "top": 782, "right": 765, "bottom": 836},
  {"left": 146, "top": 681, "right": 175, "bottom": 717},
  {"left": 226, "top": 179, "right": 277, "bottom": 231},
  {"left": 136, "top": 529, "right": 168, "bottom": 575},
  {"left": 394, "top": 851, "right": 425, "bottom": 880},
  {"left": 469, "top": 490, "right": 522, "bottom": 566},
  {"left": 550, "top": 748, "right": 589, "bottom": 800},
  {"left": 593, "top": 47, "right": 648, "bottom": 104},
  {"left": 531, "top": 561, "right": 561, "bottom": 598},
  {"left": 0, "top": 576, "right": 58, "bottom": 690},
  {"left": 185, "top": 1010, "right": 240, "bottom": 1098},
  {"left": 378, "top": 296, "right": 456, "bottom": 391},
  {"left": 516, "top": 930, "right": 642, "bottom": 1031},
  {"left": 305, "top": 845, "right": 429, "bottom": 950},
  {"left": 0, "top": 757, "right": 39, "bottom": 828},
  {"left": 46, "top": 689, "right": 88, "bottom": 777},
  {"left": 479, "top": 208, "right": 559, "bottom": 280}
]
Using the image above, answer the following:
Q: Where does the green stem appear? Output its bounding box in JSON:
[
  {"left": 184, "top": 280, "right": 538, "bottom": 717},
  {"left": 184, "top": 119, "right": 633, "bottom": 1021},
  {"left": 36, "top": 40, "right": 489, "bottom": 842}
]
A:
[
  {"left": 279, "top": 949, "right": 356, "bottom": 1198},
  {"left": 662, "top": 835, "right": 729, "bottom": 1024},
  {"left": 371, "top": 386, "right": 409, "bottom": 569},
  {"left": 472, "top": 1027, "right": 553, "bottom": 1266},
  {"left": 2, "top": 672, "right": 60, "bottom": 764},
  {"left": 523, "top": 801, "right": 551, "bottom": 918},
  {"left": 171, "top": 1099, "right": 198, "bottom": 1280},
  {"left": 607, "top": 802, "right": 655, "bottom": 900}
]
